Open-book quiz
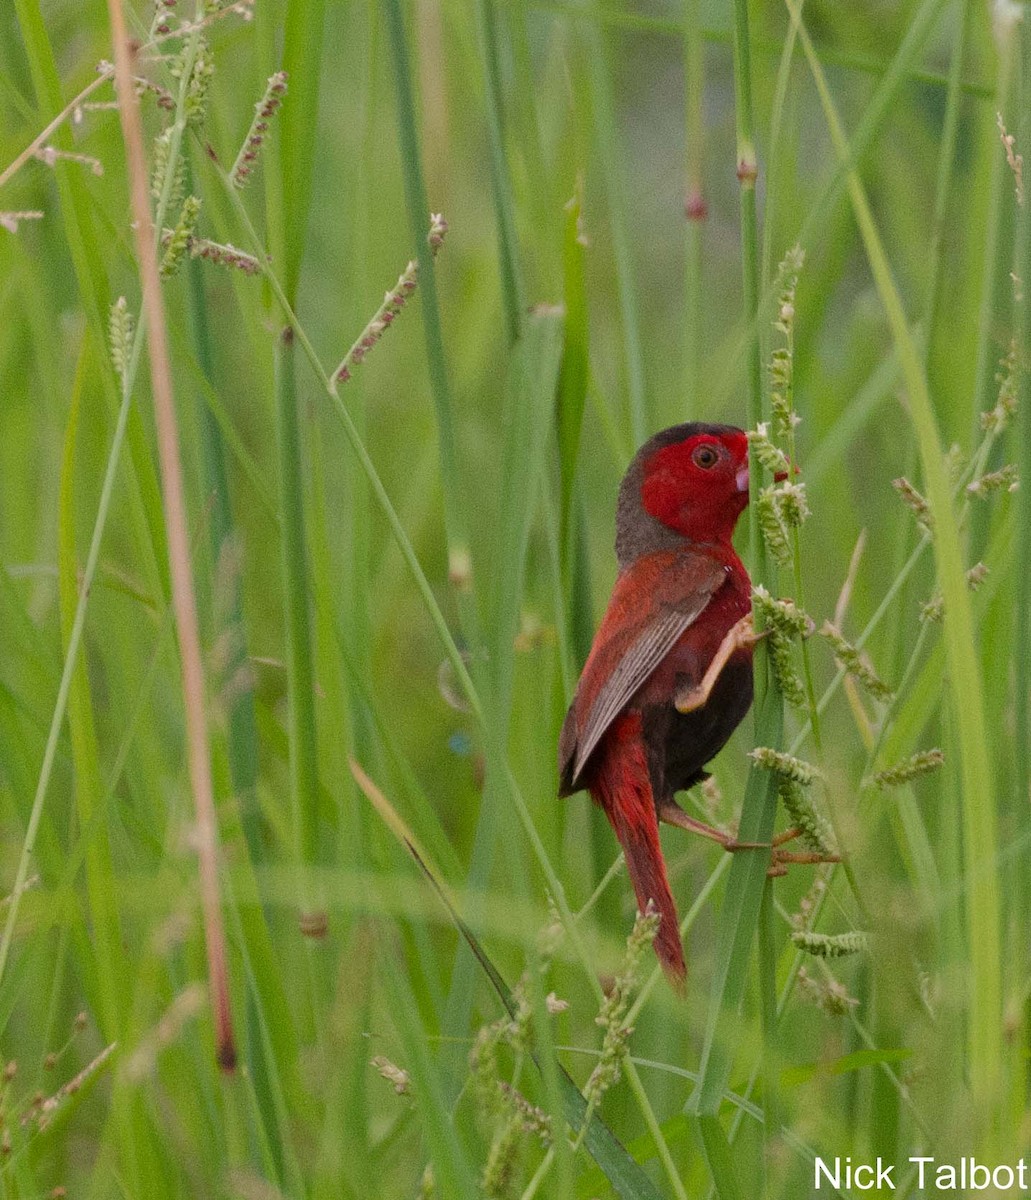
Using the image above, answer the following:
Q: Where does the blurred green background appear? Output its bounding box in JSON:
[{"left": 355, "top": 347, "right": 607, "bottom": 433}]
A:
[{"left": 0, "top": 0, "right": 1028, "bottom": 1196}]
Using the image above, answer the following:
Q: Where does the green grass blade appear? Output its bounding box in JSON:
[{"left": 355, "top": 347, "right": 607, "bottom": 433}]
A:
[
  {"left": 184, "top": 241, "right": 264, "bottom": 864},
  {"left": 488, "top": 307, "right": 564, "bottom": 697},
  {"left": 57, "top": 346, "right": 128, "bottom": 1033},
  {"left": 278, "top": 0, "right": 327, "bottom": 301},
  {"left": 693, "top": 1114, "right": 745, "bottom": 1200},
  {"left": 691, "top": 699, "right": 783, "bottom": 1117},
  {"left": 1015, "top": 0, "right": 1031, "bottom": 913},
  {"left": 476, "top": 0, "right": 526, "bottom": 341},
  {"left": 556, "top": 188, "right": 589, "bottom": 547},
  {"left": 274, "top": 331, "right": 325, "bottom": 913},
  {"left": 579, "top": 14, "right": 648, "bottom": 443},
  {"left": 682, "top": 0, "right": 706, "bottom": 414}
]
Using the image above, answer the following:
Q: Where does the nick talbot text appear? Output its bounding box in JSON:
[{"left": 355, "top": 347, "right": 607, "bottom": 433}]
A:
[{"left": 815, "top": 1156, "right": 1029, "bottom": 1192}]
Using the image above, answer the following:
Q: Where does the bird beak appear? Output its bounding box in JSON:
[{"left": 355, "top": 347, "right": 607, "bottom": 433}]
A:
[{"left": 736, "top": 465, "right": 749, "bottom": 493}]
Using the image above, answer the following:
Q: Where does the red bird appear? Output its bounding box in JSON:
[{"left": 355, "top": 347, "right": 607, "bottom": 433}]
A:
[{"left": 559, "top": 423, "right": 758, "bottom": 984}]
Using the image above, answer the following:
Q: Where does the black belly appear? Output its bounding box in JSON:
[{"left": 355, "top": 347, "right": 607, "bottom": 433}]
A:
[{"left": 643, "top": 656, "right": 754, "bottom": 801}]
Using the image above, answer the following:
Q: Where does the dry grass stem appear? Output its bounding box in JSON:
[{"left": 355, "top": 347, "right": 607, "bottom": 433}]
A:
[{"left": 106, "top": 0, "right": 235, "bottom": 1072}]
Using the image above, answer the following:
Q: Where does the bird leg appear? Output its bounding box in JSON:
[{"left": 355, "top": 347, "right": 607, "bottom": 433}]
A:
[
  {"left": 657, "top": 798, "right": 766, "bottom": 851},
  {"left": 674, "top": 614, "right": 766, "bottom": 715}
]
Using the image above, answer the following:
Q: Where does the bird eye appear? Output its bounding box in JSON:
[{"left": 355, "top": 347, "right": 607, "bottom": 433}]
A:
[{"left": 692, "top": 444, "right": 719, "bottom": 469}]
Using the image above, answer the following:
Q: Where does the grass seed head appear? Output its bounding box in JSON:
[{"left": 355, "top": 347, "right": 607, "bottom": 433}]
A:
[
  {"left": 921, "top": 564, "right": 988, "bottom": 623},
  {"left": 747, "top": 425, "right": 789, "bottom": 476},
  {"left": 873, "top": 748, "right": 945, "bottom": 789},
  {"left": 751, "top": 585, "right": 815, "bottom": 639},
  {"left": 428, "top": 212, "right": 449, "bottom": 253},
  {"left": 188, "top": 236, "right": 260, "bottom": 275},
  {"left": 151, "top": 127, "right": 185, "bottom": 207},
  {"left": 584, "top": 904, "right": 659, "bottom": 1107},
  {"left": 775, "top": 481, "right": 810, "bottom": 528},
  {"left": 981, "top": 340, "right": 1019, "bottom": 433},
  {"left": 820, "top": 622, "right": 895, "bottom": 702},
  {"left": 34, "top": 146, "right": 103, "bottom": 177},
  {"left": 791, "top": 929, "right": 869, "bottom": 958},
  {"left": 756, "top": 486, "right": 793, "bottom": 566},
  {"left": 751, "top": 587, "right": 815, "bottom": 708},
  {"left": 797, "top": 966, "right": 859, "bottom": 1016},
  {"left": 498, "top": 1082, "right": 553, "bottom": 1144},
  {"left": 967, "top": 464, "right": 1019, "bottom": 497},
  {"left": 997, "top": 112, "right": 1025, "bottom": 207},
  {"left": 231, "top": 71, "right": 288, "bottom": 188},
  {"left": 333, "top": 214, "right": 447, "bottom": 385},
  {"left": 171, "top": 39, "right": 214, "bottom": 126},
  {"left": 750, "top": 746, "right": 819, "bottom": 786},
  {"left": 778, "top": 777, "right": 836, "bottom": 855},
  {"left": 108, "top": 297, "right": 134, "bottom": 383},
  {"left": 482, "top": 1114, "right": 522, "bottom": 1199},
  {"left": 767, "top": 630, "right": 807, "bottom": 709},
  {"left": 892, "top": 477, "right": 932, "bottom": 532},
  {"left": 769, "top": 244, "right": 804, "bottom": 433},
  {"left": 159, "top": 194, "right": 201, "bottom": 277}
]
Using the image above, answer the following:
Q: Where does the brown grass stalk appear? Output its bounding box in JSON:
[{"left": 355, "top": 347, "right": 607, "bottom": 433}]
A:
[{"left": 105, "top": 0, "right": 235, "bottom": 1071}]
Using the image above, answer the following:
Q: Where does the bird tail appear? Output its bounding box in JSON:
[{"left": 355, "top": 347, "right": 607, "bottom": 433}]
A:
[{"left": 592, "top": 715, "right": 686, "bottom": 987}]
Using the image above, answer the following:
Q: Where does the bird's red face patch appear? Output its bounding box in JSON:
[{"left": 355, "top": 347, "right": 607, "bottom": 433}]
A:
[{"left": 640, "top": 430, "right": 749, "bottom": 543}]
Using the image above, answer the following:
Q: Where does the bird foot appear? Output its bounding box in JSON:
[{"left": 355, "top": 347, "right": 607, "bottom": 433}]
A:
[
  {"left": 765, "top": 826, "right": 842, "bottom": 877},
  {"left": 674, "top": 614, "right": 768, "bottom": 714},
  {"left": 658, "top": 808, "right": 842, "bottom": 875},
  {"left": 657, "top": 800, "right": 767, "bottom": 851}
]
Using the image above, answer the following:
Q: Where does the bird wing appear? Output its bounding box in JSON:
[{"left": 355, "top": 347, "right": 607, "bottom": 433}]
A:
[{"left": 559, "top": 550, "right": 727, "bottom": 793}]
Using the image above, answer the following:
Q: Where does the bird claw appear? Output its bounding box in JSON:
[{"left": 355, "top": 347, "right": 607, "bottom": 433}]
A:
[{"left": 765, "top": 828, "right": 841, "bottom": 877}]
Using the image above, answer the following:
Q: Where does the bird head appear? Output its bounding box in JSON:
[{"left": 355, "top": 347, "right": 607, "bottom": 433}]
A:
[{"left": 615, "top": 423, "right": 749, "bottom": 565}]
